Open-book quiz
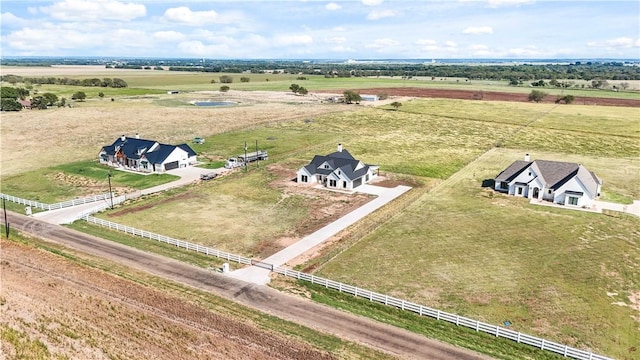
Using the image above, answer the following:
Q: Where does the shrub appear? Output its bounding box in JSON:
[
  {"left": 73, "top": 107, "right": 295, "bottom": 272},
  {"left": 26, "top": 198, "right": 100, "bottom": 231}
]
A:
[{"left": 219, "top": 85, "right": 230, "bottom": 92}]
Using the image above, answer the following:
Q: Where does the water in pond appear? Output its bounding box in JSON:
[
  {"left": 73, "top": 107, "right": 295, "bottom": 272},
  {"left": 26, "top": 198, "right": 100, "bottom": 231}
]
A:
[{"left": 193, "top": 101, "right": 236, "bottom": 107}]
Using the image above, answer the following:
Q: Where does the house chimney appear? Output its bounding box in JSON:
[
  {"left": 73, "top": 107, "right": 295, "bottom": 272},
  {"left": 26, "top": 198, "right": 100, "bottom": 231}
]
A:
[
  {"left": 135, "top": 133, "right": 140, "bottom": 139},
  {"left": 524, "top": 153, "right": 530, "bottom": 162},
  {"left": 338, "top": 143, "right": 343, "bottom": 152},
  {"left": 120, "top": 134, "right": 126, "bottom": 141}
]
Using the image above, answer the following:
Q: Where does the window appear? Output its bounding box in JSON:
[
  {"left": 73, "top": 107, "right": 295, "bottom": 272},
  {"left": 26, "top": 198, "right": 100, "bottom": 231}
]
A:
[
  {"left": 499, "top": 182, "right": 508, "bottom": 190},
  {"left": 301, "top": 175, "right": 308, "bottom": 183},
  {"left": 568, "top": 196, "right": 578, "bottom": 205},
  {"left": 548, "top": 189, "right": 553, "bottom": 194},
  {"left": 343, "top": 181, "right": 347, "bottom": 188},
  {"left": 528, "top": 172, "right": 532, "bottom": 176},
  {"left": 141, "top": 161, "right": 148, "bottom": 169},
  {"left": 517, "top": 187, "right": 523, "bottom": 195},
  {"left": 329, "top": 180, "right": 337, "bottom": 187}
]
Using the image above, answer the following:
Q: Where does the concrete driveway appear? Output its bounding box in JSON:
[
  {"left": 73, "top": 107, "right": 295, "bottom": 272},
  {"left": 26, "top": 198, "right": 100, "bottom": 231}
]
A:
[{"left": 229, "top": 184, "right": 412, "bottom": 285}]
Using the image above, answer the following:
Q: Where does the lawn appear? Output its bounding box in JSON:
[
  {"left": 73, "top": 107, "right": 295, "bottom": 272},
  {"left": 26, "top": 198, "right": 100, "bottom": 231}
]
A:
[
  {"left": 311, "top": 148, "right": 639, "bottom": 359},
  {"left": 1, "top": 160, "right": 177, "bottom": 203}
]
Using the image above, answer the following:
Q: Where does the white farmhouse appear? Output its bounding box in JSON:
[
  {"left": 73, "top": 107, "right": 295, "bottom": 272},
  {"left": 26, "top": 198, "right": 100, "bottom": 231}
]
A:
[
  {"left": 99, "top": 134, "right": 197, "bottom": 173},
  {"left": 494, "top": 154, "right": 602, "bottom": 207},
  {"left": 297, "top": 144, "right": 378, "bottom": 190}
]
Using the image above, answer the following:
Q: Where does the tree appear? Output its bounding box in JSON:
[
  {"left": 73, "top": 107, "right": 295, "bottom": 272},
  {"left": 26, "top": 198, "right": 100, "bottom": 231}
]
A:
[
  {"left": 297, "top": 87, "right": 308, "bottom": 95},
  {"left": 390, "top": 101, "right": 402, "bottom": 110},
  {"left": 71, "top": 91, "right": 87, "bottom": 101},
  {"left": 343, "top": 90, "right": 361, "bottom": 104},
  {"left": 111, "top": 78, "right": 128, "bottom": 88},
  {"left": 219, "top": 85, "right": 230, "bottom": 92},
  {"left": 58, "top": 98, "right": 67, "bottom": 107},
  {"left": 219, "top": 75, "right": 233, "bottom": 83},
  {"left": 98, "top": 92, "right": 105, "bottom": 98},
  {"left": 528, "top": 90, "right": 548, "bottom": 103},
  {"left": 289, "top": 83, "right": 300, "bottom": 94},
  {"left": 42, "top": 93, "right": 58, "bottom": 106},
  {"left": 508, "top": 78, "right": 520, "bottom": 86},
  {"left": 30, "top": 96, "right": 48, "bottom": 109},
  {"left": 0, "top": 98, "right": 22, "bottom": 111},
  {"left": 240, "top": 77, "right": 250, "bottom": 83},
  {"left": 555, "top": 95, "right": 575, "bottom": 104}
]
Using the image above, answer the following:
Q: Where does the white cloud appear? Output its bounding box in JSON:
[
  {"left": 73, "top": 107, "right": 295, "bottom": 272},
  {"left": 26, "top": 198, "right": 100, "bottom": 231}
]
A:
[
  {"left": 416, "top": 39, "right": 437, "bottom": 46},
  {"left": 366, "top": 38, "right": 399, "bottom": 49},
  {"left": 153, "top": 31, "right": 186, "bottom": 43},
  {"left": 272, "top": 34, "right": 313, "bottom": 47},
  {"left": 463, "top": 26, "right": 493, "bottom": 35},
  {"left": 362, "top": 0, "right": 383, "bottom": 5},
  {"left": 38, "top": 0, "right": 146, "bottom": 22},
  {"left": 1, "top": 12, "right": 28, "bottom": 27},
  {"left": 445, "top": 41, "right": 457, "bottom": 48},
  {"left": 325, "top": 36, "right": 347, "bottom": 44},
  {"left": 587, "top": 37, "right": 636, "bottom": 48},
  {"left": 3, "top": 26, "right": 97, "bottom": 52},
  {"left": 332, "top": 26, "right": 347, "bottom": 32},
  {"left": 487, "top": 0, "right": 535, "bottom": 8},
  {"left": 636, "top": 39, "right": 640, "bottom": 47},
  {"left": 469, "top": 44, "right": 489, "bottom": 50},
  {"left": 162, "top": 6, "right": 242, "bottom": 26},
  {"left": 367, "top": 9, "right": 397, "bottom": 20},
  {"left": 506, "top": 46, "right": 543, "bottom": 56},
  {"left": 326, "top": 2, "right": 341, "bottom": 11},
  {"left": 330, "top": 45, "right": 356, "bottom": 52}
]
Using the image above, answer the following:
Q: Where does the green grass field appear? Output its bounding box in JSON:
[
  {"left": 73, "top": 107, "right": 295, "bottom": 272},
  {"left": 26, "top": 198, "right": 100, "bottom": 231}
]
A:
[
  {"left": 311, "top": 148, "right": 639, "bottom": 359},
  {"left": 1, "top": 160, "right": 177, "bottom": 203}
]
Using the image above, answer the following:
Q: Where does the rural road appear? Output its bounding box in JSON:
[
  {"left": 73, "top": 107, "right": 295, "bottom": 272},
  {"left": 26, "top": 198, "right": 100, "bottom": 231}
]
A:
[{"left": 4, "top": 210, "right": 491, "bottom": 360}]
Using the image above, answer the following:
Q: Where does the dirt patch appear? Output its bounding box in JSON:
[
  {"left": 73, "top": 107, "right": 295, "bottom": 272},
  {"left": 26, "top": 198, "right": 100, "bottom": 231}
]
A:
[
  {"left": 248, "top": 163, "right": 373, "bottom": 259},
  {"left": 0, "top": 240, "right": 335, "bottom": 360},
  {"left": 317, "top": 87, "right": 640, "bottom": 107}
]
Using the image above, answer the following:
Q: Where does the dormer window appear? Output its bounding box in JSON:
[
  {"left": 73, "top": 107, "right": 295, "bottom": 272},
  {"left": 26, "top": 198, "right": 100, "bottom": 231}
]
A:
[{"left": 528, "top": 172, "right": 532, "bottom": 176}]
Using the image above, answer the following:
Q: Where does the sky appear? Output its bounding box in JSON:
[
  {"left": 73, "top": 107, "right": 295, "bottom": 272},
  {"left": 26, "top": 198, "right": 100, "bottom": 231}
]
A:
[{"left": 1, "top": 0, "right": 639, "bottom": 60}]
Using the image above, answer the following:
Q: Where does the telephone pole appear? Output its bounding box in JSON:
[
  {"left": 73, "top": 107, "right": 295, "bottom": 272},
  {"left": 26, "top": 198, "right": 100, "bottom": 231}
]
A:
[{"left": 108, "top": 172, "right": 114, "bottom": 209}]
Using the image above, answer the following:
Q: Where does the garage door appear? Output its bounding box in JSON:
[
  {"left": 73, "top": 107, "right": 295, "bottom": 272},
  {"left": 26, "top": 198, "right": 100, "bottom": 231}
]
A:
[
  {"left": 164, "top": 161, "right": 179, "bottom": 170},
  {"left": 353, "top": 178, "right": 362, "bottom": 188}
]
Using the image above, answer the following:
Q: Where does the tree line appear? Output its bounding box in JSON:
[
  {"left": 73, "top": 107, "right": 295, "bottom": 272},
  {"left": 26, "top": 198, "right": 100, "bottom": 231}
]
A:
[{"left": 0, "top": 75, "right": 128, "bottom": 88}]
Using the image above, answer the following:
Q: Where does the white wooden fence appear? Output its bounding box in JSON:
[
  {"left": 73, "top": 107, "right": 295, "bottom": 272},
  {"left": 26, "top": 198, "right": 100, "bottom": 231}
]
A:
[
  {"left": 1, "top": 192, "right": 112, "bottom": 211},
  {"left": 81, "top": 215, "right": 611, "bottom": 360},
  {"left": 272, "top": 268, "right": 613, "bottom": 360},
  {"left": 83, "top": 216, "right": 252, "bottom": 265}
]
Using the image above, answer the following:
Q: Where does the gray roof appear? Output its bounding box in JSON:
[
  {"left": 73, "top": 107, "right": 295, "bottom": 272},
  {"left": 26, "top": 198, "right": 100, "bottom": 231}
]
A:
[
  {"left": 495, "top": 160, "right": 529, "bottom": 182},
  {"left": 496, "top": 159, "right": 602, "bottom": 197}
]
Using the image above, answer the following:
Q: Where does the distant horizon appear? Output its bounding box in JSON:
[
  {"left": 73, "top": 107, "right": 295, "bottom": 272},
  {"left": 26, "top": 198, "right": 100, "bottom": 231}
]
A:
[
  {"left": 1, "top": 1, "right": 638, "bottom": 59},
  {"left": 2, "top": 56, "right": 638, "bottom": 63}
]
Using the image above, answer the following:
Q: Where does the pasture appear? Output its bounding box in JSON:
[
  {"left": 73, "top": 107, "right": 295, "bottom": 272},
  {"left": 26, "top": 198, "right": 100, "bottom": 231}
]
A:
[{"left": 2, "top": 66, "right": 639, "bottom": 359}]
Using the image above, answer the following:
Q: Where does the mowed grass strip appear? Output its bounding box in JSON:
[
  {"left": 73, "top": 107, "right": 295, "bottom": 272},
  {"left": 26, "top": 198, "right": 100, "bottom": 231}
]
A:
[{"left": 314, "top": 148, "right": 640, "bottom": 359}]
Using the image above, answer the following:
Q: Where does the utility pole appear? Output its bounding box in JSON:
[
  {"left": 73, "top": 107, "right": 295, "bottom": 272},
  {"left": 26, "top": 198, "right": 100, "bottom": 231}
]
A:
[
  {"left": 244, "top": 141, "right": 248, "bottom": 172},
  {"left": 2, "top": 196, "right": 9, "bottom": 238},
  {"left": 108, "top": 172, "right": 114, "bottom": 209},
  {"left": 256, "top": 140, "right": 259, "bottom": 168}
]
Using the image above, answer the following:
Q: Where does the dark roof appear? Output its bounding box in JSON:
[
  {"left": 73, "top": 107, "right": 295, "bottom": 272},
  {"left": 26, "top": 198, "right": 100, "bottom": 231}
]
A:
[
  {"left": 303, "top": 148, "right": 371, "bottom": 181},
  {"left": 177, "top": 143, "right": 197, "bottom": 157},
  {"left": 144, "top": 144, "right": 175, "bottom": 164},
  {"left": 495, "top": 160, "right": 529, "bottom": 182},
  {"left": 101, "top": 136, "right": 196, "bottom": 163}
]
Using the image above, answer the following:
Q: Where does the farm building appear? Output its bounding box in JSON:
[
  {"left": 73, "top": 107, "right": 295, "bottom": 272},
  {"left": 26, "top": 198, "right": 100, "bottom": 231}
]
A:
[
  {"left": 494, "top": 154, "right": 602, "bottom": 207},
  {"left": 297, "top": 144, "right": 378, "bottom": 191},
  {"left": 99, "top": 134, "right": 197, "bottom": 173}
]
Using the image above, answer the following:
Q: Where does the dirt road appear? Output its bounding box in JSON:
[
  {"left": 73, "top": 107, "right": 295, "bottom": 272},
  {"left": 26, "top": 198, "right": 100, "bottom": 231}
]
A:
[{"left": 5, "top": 211, "right": 490, "bottom": 360}]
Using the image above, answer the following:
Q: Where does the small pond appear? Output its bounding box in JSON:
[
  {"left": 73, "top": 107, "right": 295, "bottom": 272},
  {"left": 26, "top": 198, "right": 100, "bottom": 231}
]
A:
[{"left": 192, "top": 101, "right": 237, "bottom": 107}]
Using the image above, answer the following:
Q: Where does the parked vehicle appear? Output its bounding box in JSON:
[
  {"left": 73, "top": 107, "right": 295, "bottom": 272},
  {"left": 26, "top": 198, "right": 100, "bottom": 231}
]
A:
[
  {"left": 200, "top": 172, "right": 217, "bottom": 180},
  {"left": 224, "top": 150, "right": 268, "bottom": 169},
  {"left": 193, "top": 137, "right": 205, "bottom": 144}
]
